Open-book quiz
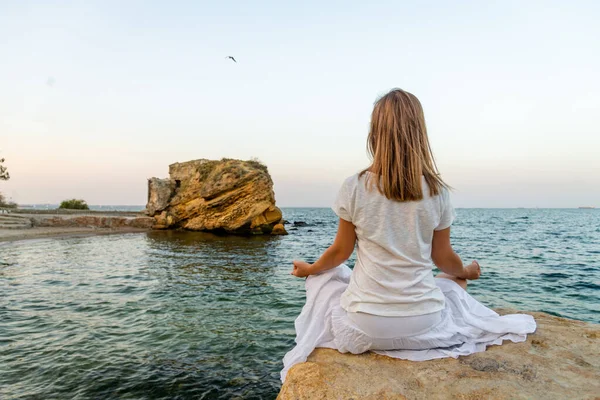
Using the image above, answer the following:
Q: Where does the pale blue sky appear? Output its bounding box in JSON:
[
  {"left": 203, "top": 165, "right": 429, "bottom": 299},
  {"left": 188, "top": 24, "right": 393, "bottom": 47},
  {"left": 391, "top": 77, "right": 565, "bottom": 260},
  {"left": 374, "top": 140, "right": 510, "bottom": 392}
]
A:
[{"left": 1, "top": 0, "right": 599, "bottom": 207}]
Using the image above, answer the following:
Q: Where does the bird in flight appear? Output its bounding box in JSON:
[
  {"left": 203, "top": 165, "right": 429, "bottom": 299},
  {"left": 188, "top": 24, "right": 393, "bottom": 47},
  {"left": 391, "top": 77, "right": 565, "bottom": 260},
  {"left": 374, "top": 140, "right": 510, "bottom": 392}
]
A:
[{"left": 226, "top": 56, "right": 237, "bottom": 63}]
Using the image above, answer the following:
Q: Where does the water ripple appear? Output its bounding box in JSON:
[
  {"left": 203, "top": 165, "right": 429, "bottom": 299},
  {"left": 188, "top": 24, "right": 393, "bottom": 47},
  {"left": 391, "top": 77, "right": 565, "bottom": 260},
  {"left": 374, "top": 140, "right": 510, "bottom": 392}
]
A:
[{"left": 1, "top": 208, "right": 599, "bottom": 398}]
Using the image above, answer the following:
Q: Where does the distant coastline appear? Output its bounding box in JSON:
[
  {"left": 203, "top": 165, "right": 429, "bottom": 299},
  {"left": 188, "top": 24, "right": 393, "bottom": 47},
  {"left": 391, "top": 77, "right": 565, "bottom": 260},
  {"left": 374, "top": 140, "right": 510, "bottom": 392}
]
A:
[
  {"left": 18, "top": 204, "right": 145, "bottom": 212},
  {"left": 0, "top": 209, "right": 152, "bottom": 242}
]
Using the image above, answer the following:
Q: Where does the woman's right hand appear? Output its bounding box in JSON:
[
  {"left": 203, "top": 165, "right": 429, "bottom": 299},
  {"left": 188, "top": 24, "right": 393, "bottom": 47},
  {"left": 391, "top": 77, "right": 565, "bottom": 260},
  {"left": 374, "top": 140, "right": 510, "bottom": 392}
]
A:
[
  {"left": 462, "top": 260, "right": 481, "bottom": 280},
  {"left": 291, "top": 260, "right": 313, "bottom": 278}
]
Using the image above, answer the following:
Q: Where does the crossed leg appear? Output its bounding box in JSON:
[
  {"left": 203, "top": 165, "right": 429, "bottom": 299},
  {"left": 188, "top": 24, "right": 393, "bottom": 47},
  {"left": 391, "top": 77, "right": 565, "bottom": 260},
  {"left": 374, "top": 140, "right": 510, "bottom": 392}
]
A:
[{"left": 435, "top": 272, "right": 467, "bottom": 290}]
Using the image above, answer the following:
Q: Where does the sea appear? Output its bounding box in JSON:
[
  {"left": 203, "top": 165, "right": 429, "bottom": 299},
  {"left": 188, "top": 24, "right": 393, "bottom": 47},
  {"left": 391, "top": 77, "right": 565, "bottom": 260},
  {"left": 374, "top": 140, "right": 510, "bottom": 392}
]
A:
[{"left": 1, "top": 208, "right": 598, "bottom": 399}]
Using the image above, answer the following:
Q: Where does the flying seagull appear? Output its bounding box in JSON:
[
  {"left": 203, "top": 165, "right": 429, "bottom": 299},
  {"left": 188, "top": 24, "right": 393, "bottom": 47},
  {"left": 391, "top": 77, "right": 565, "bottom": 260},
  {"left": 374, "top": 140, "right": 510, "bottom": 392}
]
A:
[{"left": 226, "top": 56, "right": 237, "bottom": 63}]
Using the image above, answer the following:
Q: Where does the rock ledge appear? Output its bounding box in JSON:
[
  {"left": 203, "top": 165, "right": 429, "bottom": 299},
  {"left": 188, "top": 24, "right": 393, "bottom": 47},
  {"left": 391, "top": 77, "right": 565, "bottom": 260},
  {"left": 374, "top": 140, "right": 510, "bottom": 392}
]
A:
[{"left": 278, "top": 310, "right": 599, "bottom": 400}]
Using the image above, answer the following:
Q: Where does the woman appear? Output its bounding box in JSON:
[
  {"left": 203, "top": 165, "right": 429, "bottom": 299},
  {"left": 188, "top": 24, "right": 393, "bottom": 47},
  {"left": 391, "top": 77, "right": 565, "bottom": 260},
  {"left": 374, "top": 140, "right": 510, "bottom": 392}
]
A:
[{"left": 281, "top": 88, "right": 536, "bottom": 381}]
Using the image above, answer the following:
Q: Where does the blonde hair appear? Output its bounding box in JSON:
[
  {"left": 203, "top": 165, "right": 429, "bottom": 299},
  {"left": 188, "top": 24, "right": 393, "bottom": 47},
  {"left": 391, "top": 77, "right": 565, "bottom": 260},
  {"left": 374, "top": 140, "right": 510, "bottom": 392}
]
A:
[{"left": 360, "top": 88, "right": 448, "bottom": 201}]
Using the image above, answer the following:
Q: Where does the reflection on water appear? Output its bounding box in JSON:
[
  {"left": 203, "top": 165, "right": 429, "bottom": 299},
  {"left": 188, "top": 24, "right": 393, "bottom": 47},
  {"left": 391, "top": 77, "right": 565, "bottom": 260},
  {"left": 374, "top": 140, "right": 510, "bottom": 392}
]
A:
[
  {"left": 0, "top": 208, "right": 598, "bottom": 399},
  {"left": 1, "top": 230, "right": 303, "bottom": 399}
]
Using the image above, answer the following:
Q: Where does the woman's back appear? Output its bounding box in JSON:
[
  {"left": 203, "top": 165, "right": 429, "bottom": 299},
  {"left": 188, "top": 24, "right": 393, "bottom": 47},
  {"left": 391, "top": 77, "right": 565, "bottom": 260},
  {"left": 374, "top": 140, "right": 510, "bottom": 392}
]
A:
[
  {"left": 282, "top": 88, "right": 536, "bottom": 382},
  {"left": 333, "top": 172, "right": 455, "bottom": 317}
]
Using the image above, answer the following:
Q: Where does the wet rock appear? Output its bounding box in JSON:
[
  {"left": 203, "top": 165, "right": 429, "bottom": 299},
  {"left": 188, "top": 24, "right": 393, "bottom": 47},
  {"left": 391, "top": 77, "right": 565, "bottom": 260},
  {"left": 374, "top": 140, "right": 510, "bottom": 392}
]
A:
[
  {"left": 293, "top": 221, "right": 308, "bottom": 227},
  {"left": 271, "top": 223, "right": 288, "bottom": 235}
]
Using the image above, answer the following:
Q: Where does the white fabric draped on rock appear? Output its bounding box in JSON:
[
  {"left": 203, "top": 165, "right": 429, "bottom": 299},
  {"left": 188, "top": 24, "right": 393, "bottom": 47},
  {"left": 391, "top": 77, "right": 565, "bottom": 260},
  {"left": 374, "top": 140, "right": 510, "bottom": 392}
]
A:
[{"left": 281, "top": 265, "right": 537, "bottom": 382}]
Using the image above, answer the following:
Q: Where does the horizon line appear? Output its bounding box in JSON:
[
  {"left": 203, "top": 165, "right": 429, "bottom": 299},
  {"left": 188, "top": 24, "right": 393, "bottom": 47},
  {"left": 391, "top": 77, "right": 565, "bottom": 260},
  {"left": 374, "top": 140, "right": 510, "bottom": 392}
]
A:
[{"left": 14, "top": 204, "right": 598, "bottom": 210}]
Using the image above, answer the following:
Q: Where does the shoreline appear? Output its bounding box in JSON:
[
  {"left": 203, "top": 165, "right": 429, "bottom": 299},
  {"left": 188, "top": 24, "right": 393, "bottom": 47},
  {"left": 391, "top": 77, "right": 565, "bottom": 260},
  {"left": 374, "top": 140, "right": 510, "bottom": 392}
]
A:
[
  {"left": 0, "top": 211, "right": 155, "bottom": 243},
  {"left": 0, "top": 227, "right": 150, "bottom": 243}
]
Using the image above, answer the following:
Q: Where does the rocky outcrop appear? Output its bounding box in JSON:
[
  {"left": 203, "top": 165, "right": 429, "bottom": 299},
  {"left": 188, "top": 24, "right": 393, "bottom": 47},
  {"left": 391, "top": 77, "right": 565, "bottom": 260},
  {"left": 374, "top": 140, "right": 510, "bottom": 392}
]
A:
[
  {"left": 146, "top": 159, "right": 286, "bottom": 235},
  {"left": 278, "top": 310, "right": 600, "bottom": 400}
]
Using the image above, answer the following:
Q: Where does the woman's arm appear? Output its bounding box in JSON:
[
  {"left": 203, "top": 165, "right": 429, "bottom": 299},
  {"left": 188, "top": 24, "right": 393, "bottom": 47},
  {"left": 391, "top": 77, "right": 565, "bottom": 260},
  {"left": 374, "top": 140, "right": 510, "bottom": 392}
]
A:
[
  {"left": 291, "top": 218, "right": 357, "bottom": 278},
  {"left": 432, "top": 227, "right": 480, "bottom": 279}
]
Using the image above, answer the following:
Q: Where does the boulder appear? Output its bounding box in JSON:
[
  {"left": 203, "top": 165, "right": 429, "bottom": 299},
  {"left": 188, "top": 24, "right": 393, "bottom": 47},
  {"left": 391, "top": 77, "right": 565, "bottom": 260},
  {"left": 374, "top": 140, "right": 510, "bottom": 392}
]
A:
[
  {"left": 146, "top": 178, "right": 175, "bottom": 215},
  {"left": 271, "top": 223, "right": 288, "bottom": 235},
  {"left": 146, "top": 159, "right": 284, "bottom": 234},
  {"left": 278, "top": 310, "right": 600, "bottom": 400}
]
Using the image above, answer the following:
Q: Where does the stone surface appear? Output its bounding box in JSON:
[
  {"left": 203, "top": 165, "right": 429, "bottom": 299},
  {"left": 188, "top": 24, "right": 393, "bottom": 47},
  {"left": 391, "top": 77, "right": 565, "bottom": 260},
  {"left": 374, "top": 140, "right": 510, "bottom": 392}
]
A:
[
  {"left": 0, "top": 214, "right": 33, "bottom": 229},
  {"left": 146, "top": 178, "right": 175, "bottom": 215},
  {"left": 146, "top": 159, "right": 284, "bottom": 234},
  {"left": 271, "top": 223, "right": 288, "bottom": 235},
  {"left": 29, "top": 214, "right": 155, "bottom": 229},
  {"left": 278, "top": 310, "right": 600, "bottom": 400}
]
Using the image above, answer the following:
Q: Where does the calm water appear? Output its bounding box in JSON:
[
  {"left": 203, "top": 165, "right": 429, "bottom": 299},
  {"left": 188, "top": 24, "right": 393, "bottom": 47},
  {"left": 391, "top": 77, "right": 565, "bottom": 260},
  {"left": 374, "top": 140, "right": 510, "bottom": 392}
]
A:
[{"left": 1, "top": 208, "right": 599, "bottom": 399}]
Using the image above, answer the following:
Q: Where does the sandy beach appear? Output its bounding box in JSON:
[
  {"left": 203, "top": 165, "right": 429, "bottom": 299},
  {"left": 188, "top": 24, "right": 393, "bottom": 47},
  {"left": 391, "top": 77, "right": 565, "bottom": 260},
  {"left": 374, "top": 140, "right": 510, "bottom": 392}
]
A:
[
  {"left": 0, "top": 211, "right": 153, "bottom": 243},
  {"left": 0, "top": 226, "right": 150, "bottom": 243}
]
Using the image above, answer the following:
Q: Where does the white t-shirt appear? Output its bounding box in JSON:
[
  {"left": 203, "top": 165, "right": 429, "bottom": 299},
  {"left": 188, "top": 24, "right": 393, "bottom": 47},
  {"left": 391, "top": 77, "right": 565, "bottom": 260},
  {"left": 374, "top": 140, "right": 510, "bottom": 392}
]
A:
[{"left": 332, "top": 172, "right": 456, "bottom": 317}]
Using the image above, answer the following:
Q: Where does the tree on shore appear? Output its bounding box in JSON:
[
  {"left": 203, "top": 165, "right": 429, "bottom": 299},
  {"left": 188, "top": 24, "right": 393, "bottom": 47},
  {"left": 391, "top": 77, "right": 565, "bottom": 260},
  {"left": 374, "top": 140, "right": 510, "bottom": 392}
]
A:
[
  {"left": 0, "top": 157, "right": 8, "bottom": 181},
  {"left": 0, "top": 192, "right": 17, "bottom": 208},
  {"left": 0, "top": 157, "right": 16, "bottom": 208}
]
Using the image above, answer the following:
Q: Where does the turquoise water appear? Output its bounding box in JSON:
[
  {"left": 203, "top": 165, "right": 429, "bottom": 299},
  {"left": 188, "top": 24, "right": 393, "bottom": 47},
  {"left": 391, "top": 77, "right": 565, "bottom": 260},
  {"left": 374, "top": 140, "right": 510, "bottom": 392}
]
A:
[{"left": 1, "top": 208, "right": 598, "bottom": 399}]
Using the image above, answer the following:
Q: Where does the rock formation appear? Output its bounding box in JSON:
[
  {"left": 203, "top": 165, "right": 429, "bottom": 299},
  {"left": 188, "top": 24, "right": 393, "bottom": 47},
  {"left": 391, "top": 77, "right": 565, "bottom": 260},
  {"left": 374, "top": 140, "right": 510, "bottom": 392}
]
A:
[
  {"left": 278, "top": 310, "right": 600, "bottom": 400},
  {"left": 146, "top": 158, "right": 286, "bottom": 235}
]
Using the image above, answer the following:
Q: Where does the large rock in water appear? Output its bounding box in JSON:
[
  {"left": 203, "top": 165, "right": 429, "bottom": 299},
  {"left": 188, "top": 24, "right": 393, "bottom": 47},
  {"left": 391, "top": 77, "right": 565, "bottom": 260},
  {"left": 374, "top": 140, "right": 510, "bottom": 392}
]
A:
[
  {"left": 146, "top": 159, "right": 286, "bottom": 235},
  {"left": 278, "top": 310, "right": 600, "bottom": 400}
]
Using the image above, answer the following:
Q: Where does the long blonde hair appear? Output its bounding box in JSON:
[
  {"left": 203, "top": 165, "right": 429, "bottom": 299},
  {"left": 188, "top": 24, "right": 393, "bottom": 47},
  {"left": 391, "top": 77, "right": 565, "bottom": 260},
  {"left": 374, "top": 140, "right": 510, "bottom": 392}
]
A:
[{"left": 360, "top": 88, "right": 448, "bottom": 201}]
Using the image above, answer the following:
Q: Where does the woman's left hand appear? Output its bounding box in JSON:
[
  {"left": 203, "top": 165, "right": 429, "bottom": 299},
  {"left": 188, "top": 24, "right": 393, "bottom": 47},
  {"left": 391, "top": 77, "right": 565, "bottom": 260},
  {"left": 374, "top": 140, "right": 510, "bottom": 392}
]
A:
[{"left": 291, "top": 260, "right": 313, "bottom": 278}]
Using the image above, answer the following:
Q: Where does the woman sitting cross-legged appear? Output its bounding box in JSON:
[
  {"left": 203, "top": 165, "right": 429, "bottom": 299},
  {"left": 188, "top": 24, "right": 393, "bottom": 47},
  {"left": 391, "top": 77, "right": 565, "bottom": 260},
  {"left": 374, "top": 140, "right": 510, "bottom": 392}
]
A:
[{"left": 281, "top": 88, "right": 536, "bottom": 382}]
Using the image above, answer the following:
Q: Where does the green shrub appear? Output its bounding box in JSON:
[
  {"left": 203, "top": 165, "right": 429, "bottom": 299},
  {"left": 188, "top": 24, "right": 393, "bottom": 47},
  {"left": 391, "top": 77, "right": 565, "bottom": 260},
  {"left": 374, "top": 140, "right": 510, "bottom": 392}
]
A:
[
  {"left": 0, "top": 157, "right": 9, "bottom": 181},
  {"left": 247, "top": 158, "right": 268, "bottom": 173},
  {"left": 59, "top": 199, "right": 90, "bottom": 210},
  {"left": 0, "top": 192, "right": 16, "bottom": 208}
]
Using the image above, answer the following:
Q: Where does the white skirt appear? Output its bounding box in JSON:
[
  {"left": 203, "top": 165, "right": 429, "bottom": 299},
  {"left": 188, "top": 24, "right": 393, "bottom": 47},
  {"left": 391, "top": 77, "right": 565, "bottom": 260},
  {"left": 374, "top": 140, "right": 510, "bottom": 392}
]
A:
[{"left": 281, "top": 264, "right": 537, "bottom": 382}]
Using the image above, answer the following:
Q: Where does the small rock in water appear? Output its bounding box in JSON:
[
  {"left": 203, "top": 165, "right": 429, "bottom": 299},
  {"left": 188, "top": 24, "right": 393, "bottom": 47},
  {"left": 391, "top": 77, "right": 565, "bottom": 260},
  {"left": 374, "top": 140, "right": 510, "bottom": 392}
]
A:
[
  {"left": 293, "top": 221, "right": 308, "bottom": 227},
  {"left": 271, "top": 223, "right": 288, "bottom": 235}
]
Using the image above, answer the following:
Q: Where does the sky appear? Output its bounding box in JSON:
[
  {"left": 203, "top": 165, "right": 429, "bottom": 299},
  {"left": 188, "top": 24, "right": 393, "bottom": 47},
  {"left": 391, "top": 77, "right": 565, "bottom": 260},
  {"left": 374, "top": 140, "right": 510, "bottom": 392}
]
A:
[{"left": 1, "top": 0, "right": 599, "bottom": 208}]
